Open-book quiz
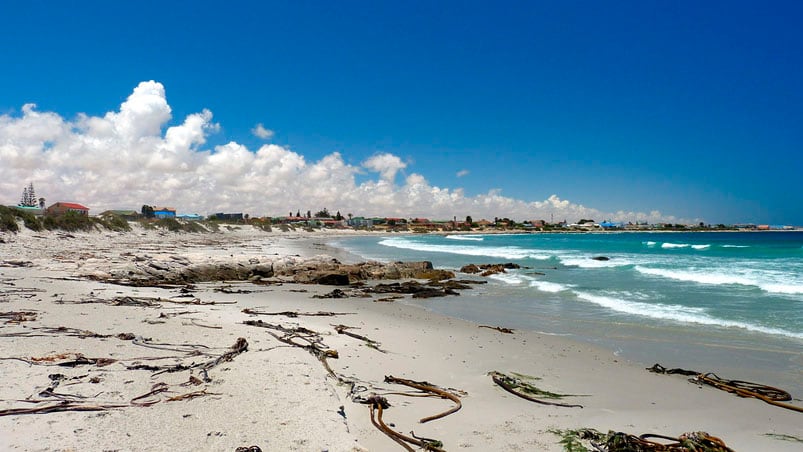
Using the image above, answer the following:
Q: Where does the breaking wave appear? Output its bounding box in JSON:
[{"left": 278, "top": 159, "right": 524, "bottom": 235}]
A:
[
  {"left": 634, "top": 266, "right": 803, "bottom": 295},
  {"left": 445, "top": 235, "right": 484, "bottom": 241},
  {"left": 574, "top": 291, "right": 803, "bottom": 339},
  {"left": 378, "top": 237, "right": 552, "bottom": 260}
]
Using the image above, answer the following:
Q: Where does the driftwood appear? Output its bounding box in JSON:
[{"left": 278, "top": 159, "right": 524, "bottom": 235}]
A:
[
  {"left": 478, "top": 325, "right": 514, "bottom": 334},
  {"left": 648, "top": 363, "right": 803, "bottom": 414},
  {"left": 384, "top": 375, "right": 463, "bottom": 423},
  {"left": 333, "top": 324, "right": 386, "bottom": 353},
  {"left": 242, "top": 308, "right": 354, "bottom": 318},
  {"left": 243, "top": 320, "right": 338, "bottom": 378},
  {"left": 129, "top": 337, "right": 248, "bottom": 376},
  {"left": 364, "top": 395, "right": 445, "bottom": 452},
  {"left": 0, "top": 401, "right": 128, "bottom": 417},
  {"left": 554, "top": 428, "right": 735, "bottom": 452},
  {"left": 0, "top": 310, "right": 38, "bottom": 323},
  {"left": 490, "top": 371, "right": 583, "bottom": 408}
]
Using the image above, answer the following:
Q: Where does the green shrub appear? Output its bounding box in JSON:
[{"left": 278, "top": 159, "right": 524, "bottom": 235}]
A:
[
  {"left": 155, "top": 218, "right": 183, "bottom": 232},
  {"left": 0, "top": 211, "right": 19, "bottom": 232},
  {"left": 95, "top": 214, "right": 132, "bottom": 232},
  {"left": 149, "top": 217, "right": 209, "bottom": 233},
  {"left": 0, "top": 206, "right": 43, "bottom": 232},
  {"left": 43, "top": 211, "right": 96, "bottom": 232}
]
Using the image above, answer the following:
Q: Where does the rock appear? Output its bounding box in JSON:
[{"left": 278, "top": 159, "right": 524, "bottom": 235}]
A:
[
  {"left": 412, "top": 269, "right": 455, "bottom": 281},
  {"left": 148, "top": 261, "right": 170, "bottom": 271},
  {"left": 462, "top": 262, "right": 521, "bottom": 276},
  {"left": 311, "top": 272, "right": 351, "bottom": 286},
  {"left": 249, "top": 264, "right": 273, "bottom": 278},
  {"left": 591, "top": 256, "right": 610, "bottom": 261},
  {"left": 313, "top": 288, "right": 349, "bottom": 299}
]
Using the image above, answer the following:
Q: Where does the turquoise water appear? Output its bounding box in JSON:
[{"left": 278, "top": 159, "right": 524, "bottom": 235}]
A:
[{"left": 333, "top": 232, "right": 803, "bottom": 393}]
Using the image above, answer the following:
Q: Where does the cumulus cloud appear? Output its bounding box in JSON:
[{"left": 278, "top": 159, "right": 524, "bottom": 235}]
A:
[
  {"left": 362, "top": 153, "right": 406, "bottom": 182},
  {"left": 0, "top": 81, "right": 685, "bottom": 222},
  {"left": 456, "top": 169, "right": 469, "bottom": 177},
  {"left": 251, "top": 123, "right": 274, "bottom": 139}
]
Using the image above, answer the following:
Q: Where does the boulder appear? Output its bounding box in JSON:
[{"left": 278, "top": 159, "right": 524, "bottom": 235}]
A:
[{"left": 310, "top": 272, "right": 351, "bottom": 286}]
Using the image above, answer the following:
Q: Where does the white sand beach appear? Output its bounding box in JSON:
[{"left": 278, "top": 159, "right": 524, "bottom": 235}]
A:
[{"left": 0, "top": 225, "right": 800, "bottom": 451}]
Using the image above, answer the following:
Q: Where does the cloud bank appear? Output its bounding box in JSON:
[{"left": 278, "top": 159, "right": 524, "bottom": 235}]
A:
[{"left": 0, "top": 81, "right": 681, "bottom": 223}]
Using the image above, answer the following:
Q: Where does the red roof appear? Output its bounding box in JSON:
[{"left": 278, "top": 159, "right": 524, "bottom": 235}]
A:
[{"left": 56, "top": 202, "right": 89, "bottom": 210}]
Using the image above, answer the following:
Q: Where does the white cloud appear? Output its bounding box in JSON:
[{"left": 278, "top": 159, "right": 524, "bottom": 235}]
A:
[
  {"left": 251, "top": 123, "right": 274, "bottom": 139},
  {"left": 362, "top": 153, "right": 406, "bottom": 182},
  {"left": 456, "top": 169, "right": 469, "bottom": 177},
  {"left": 0, "top": 81, "right": 687, "bottom": 223}
]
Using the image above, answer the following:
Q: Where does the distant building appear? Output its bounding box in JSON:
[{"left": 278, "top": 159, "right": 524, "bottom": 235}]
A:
[
  {"left": 347, "top": 216, "right": 373, "bottom": 228},
  {"left": 599, "top": 221, "right": 623, "bottom": 229},
  {"left": 213, "top": 212, "right": 244, "bottom": 221},
  {"left": 153, "top": 207, "right": 177, "bottom": 219},
  {"left": 177, "top": 214, "right": 203, "bottom": 221},
  {"left": 13, "top": 205, "right": 44, "bottom": 217},
  {"left": 100, "top": 210, "right": 139, "bottom": 220},
  {"left": 46, "top": 202, "right": 89, "bottom": 217}
]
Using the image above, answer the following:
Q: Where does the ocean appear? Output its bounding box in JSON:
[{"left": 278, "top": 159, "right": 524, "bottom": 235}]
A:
[{"left": 332, "top": 231, "right": 803, "bottom": 394}]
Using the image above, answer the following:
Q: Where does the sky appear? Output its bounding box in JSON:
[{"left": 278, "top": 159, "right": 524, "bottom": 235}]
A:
[{"left": 1, "top": 1, "right": 801, "bottom": 224}]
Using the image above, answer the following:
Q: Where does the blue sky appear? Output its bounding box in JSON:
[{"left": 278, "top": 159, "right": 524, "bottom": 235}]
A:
[{"left": 1, "top": 1, "right": 801, "bottom": 224}]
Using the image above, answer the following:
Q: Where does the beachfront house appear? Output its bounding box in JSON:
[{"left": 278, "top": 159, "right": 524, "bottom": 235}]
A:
[
  {"left": 46, "top": 202, "right": 89, "bottom": 217},
  {"left": 599, "top": 221, "right": 623, "bottom": 230},
  {"left": 100, "top": 210, "right": 140, "bottom": 221},
  {"left": 347, "top": 216, "right": 373, "bottom": 228},
  {"left": 153, "top": 207, "right": 177, "bottom": 219}
]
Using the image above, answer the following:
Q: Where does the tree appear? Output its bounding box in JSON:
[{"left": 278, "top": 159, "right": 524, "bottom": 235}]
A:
[
  {"left": 314, "top": 208, "right": 331, "bottom": 218},
  {"left": 465, "top": 215, "right": 473, "bottom": 225},
  {"left": 296, "top": 210, "right": 301, "bottom": 217},
  {"left": 306, "top": 210, "right": 311, "bottom": 219},
  {"left": 335, "top": 211, "right": 343, "bottom": 221},
  {"left": 18, "top": 182, "right": 38, "bottom": 207}
]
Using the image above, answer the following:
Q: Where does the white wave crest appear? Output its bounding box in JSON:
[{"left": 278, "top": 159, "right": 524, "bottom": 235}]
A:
[
  {"left": 661, "top": 242, "right": 690, "bottom": 249},
  {"left": 490, "top": 272, "right": 571, "bottom": 293},
  {"left": 528, "top": 279, "right": 571, "bottom": 293},
  {"left": 574, "top": 291, "right": 803, "bottom": 339},
  {"left": 487, "top": 272, "right": 528, "bottom": 285},
  {"left": 635, "top": 266, "right": 803, "bottom": 295},
  {"left": 378, "top": 237, "right": 551, "bottom": 260},
  {"left": 659, "top": 242, "right": 710, "bottom": 250},
  {"left": 636, "top": 266, "right": 748, "bottom": 286},
  {"left": 445, "top": 235, "right": 484, "bottom": 241}
]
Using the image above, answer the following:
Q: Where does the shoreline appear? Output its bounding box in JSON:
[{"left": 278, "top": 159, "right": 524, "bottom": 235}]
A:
[{"left": 1, "top": 226, "right": 801, "bottom": 451}]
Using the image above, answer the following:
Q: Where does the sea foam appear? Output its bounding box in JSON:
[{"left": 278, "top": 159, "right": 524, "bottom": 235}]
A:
[
  {"left": 445, "top": 235, "right": 484, "bottom": 241},
  {"left": 574, "top": 291, "right": 803, "bottom": 339},
  {"left": 378, "top": 237, "right": 552, "bottom": 260},
  {"left": 635, "top": 265, "right": 803, "bottom": 295}
]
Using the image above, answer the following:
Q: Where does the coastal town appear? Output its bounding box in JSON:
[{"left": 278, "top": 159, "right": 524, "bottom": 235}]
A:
[{"left": 4, "top": 183, "right": 800, "bottom": 234}]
